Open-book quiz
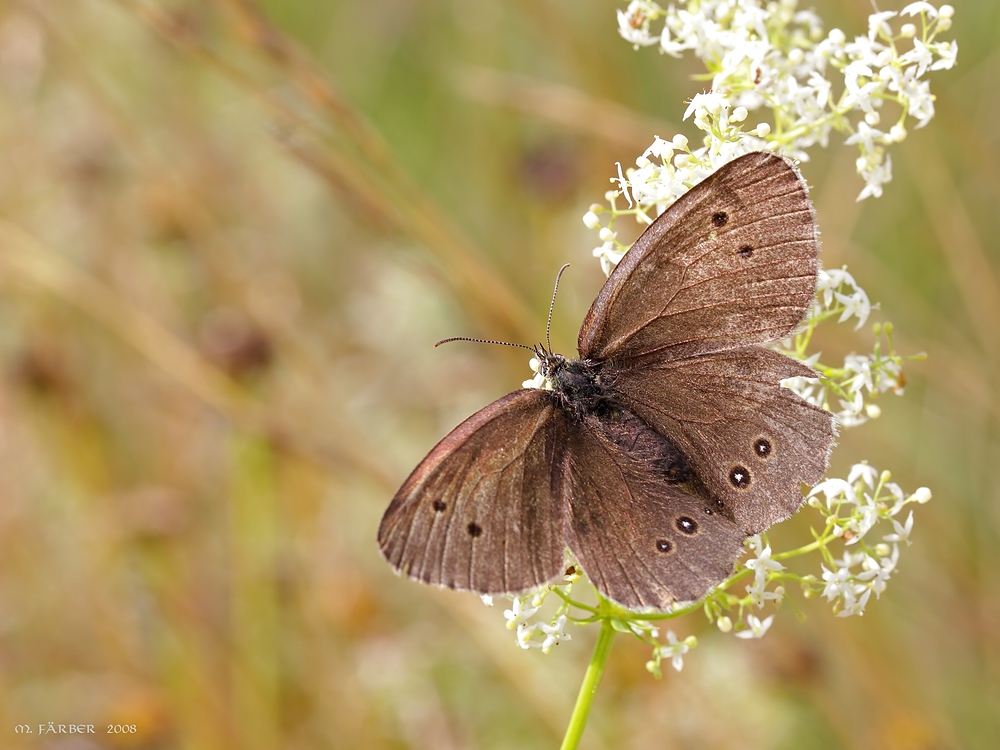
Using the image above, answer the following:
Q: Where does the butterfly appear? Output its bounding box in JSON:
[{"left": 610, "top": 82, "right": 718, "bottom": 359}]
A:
[{"left": 378, "top": 152, "right": 836, "bottom": 610}]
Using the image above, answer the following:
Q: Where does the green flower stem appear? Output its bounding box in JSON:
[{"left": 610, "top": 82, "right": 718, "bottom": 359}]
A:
[
  {"left": 560, "top": 617, "right": 616, "bottom": 750},
  {"left": 773, "top": 537, "right": 825, "bottom": 560}
]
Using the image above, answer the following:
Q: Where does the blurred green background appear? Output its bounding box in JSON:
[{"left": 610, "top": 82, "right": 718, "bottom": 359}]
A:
[{"left": 0, "top": 0, "right": 997, "bottom": 748}]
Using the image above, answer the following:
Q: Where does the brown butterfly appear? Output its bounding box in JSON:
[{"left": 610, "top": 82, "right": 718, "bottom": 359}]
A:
[{"left": 378, "top": 152, "right": 836, "bottom": 610}]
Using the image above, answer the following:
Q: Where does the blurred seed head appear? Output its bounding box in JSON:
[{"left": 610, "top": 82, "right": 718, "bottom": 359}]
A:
[{"left": 199, "top": 306, "right": 273, "bottom": 377}]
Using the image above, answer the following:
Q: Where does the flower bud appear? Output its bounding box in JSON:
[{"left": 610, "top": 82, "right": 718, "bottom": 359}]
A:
[{"left": 583, "top": 211, "right": 601, "bottom": 229}]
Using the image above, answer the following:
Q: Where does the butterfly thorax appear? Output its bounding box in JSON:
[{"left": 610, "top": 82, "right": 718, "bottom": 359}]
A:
[{"left": 539, "top": 353, "right": 609, "bottom": 420}]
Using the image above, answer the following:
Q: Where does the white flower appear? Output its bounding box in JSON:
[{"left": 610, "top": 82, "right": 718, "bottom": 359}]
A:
[
  {"left": 842, "top": 59, "right": 876, "bottom": 108},
  {"left": 618, "top": 1, "right": 662, "bottom": 48},
  {"left": 865, "top": 545, "right": 899, "bottom": 598},
  {"left": 683, "top": 90, "right": 730, "bottom": 122},
  {"left": 504, "top": 596, "right": 538, "bottom": 630},
  {"left": 538, "top": 615, "right": 571, "bottom": 653},
  {"left": 809, "top": 478, "right": 858, "bottom": 507},
  {"left": 816, "top": 266, "right": 868, "bottom": 314},
  {"left": 611, "top": 162, "right": 635, "bottom": 207},
  {"left": 593, "top": 241, "right": 626, "bottom": 277},
  {"left": 857, "top": 153, "right": 893, "bottom": 200},
  {"left": 821, "top": 563, "right": 873, "bottom": 617},
  {"left": 901, "top": 2, "right": 939, "bottom": 18},
  {"left": 744, "top": 536, "right": 785, "bottom": 600},
  {"left": 883, "top": 481, "right": 905, "bottom": 505},
  {"left": 868, "top": 11, "right": 897, "bottom": 41},
  {"left": 883, "top": 510, "right": 915, "bottom": 545},
  {"left": 846, "top": 494, "right": 880, "bottom": 543},
  {"left": 746, "top": 576, "right": 784, "bottom": 609},
  {"left": 845, "top": 120, "right": 886, "bottom": 153},
  {"left": 821, "top": 564, "right": 853, "bottom": 602},
  {"left": 516, "top": 622, "right": 537, "bottom": 649},
  {"left": 837, "top": 389, "right": 867, "bottom": 427},
  {"left": 819, "top": 550, "right": 878, "bottom": 616},
  {"left": 834, "top": 287, "right": 872, "bottom": 329},
  {"left": 735, "top": 614, "right": 774, "bottom": 639},
  {"left": 657, "top": 631, "right": 693, "bottom": 671},
  {"left": 643, "top": 136, "right": 675, "bottom": 161},
  {"left": 900, "top": 39, "right": 935, "bottom": 78},
  {"left": 932, "top": 41, "right": 958, "bottom": 71},
  {"left": 481, "top": 595, "right": 494, "bottom": 607},
  {"left": 848, "top": 462, "right": 879, "bottom": 490},
  {"left": 837, "top": 585, "right": 873, "bottom": 617},
  {"left": 844, "top": 354, "right": 874, "bottom": 393}
]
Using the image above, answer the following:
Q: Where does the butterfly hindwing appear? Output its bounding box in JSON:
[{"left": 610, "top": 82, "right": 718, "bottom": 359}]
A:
[
  {"left": 378, "top": 389, "right": 568, "bottom": 595},
  {"left": 608, "top": 347, "right": 836, "bottom": 533},
  {"left": 563, "top": 411, "right": 745, "bottom": 609}
]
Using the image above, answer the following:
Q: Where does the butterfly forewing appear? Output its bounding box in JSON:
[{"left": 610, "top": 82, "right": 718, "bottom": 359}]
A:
[
  {"left": 378, "top": 389, "right": 568, "bottom": 595},
  {"left": 563, "top": 414, "right": 745, "bottom": 609},
  {"left": 579, "top": 152, "right": 818, "bottom": 364}
]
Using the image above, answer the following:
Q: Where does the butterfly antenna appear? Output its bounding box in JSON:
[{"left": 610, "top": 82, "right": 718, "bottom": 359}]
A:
[
  {"left": 434, "top": 336, "right": 535, "bottom": 352},
  {"left": 546, "top": 263, "right": 571, "bottom": 353}
]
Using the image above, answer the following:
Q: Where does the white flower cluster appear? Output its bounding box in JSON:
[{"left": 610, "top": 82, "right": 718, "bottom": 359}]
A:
[
  {"left": 499, "top": 566, "right": 580, "bottom": 654},
  {"left": 504, "top": 594, "right": 572, "bottom": 654},
  {"left": 695, "top": 536, "right": 783, "bottom": 642},
  {"left": 605, "top": 0, "right": 957, "bottom": 215},
  {"left": 496, "top": 1, "right": 943, "bottom": 673},
  {"left": 807, "top": 463, "right": 930, "bottom": 617},
  {"left": 782, "top": 316, "right": 911, "bottom": 429},
  {"left": 814, "top": 266, "right": 872, "bottom": 331},
  {"left": 674, "top": 464, "right": 932, "bottom": 641},
  {"left": 743, "top": 535, "right": 784, "bottom": 609}
]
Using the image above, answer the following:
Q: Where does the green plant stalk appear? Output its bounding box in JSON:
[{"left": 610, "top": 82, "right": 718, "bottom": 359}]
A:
[{"left": 560, "top": 618, "right": 617, "bottom": 750}]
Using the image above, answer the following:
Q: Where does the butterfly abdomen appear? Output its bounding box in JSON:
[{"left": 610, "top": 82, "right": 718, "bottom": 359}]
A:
[{"left": 594, "top": 407, "right": 694, "bottom": 487}]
